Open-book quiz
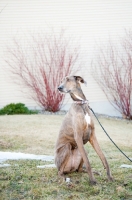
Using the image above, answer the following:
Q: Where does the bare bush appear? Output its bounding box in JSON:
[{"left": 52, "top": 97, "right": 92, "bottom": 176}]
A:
[
  {"left": 91, "top": 30, "right": 132, "bottom": 119},
  {"left": 6, "top": 30, "right": 80, "bottom": 112}
]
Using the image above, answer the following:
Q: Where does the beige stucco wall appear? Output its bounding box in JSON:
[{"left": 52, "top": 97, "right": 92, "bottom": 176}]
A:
[{"left": 0, "top": 0, "right": 132, "bottom": 116}]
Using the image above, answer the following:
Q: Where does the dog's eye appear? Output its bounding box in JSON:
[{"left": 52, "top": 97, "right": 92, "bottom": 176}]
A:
[{"left": 66, "top": 78, "right": 70, "bottom": 82}]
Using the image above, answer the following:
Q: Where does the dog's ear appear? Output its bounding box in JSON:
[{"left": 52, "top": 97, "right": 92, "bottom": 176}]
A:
[{"left": 74, "top": 76, "right": 87, "bottom": 85}]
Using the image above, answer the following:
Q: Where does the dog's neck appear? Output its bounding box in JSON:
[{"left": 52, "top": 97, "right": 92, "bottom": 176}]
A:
[
  {"left": 70, "top": 87, "right": 89, "bottom": 116},
  {"left": 70, "top": 86, "right": 86, "bottom": 103}
]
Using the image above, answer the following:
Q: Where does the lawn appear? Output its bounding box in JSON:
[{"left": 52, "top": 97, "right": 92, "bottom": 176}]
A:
[{"left": 0, "top": 114, "right": 132, "bottom": 200}]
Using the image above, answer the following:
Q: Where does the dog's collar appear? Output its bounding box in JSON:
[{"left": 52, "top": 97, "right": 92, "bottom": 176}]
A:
[{"left": 73, "top": 100, "right": 88, "bottom": 105}]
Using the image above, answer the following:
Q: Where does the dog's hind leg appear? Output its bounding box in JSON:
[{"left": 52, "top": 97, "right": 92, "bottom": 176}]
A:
[
  {"left": 89, "top": 129, "right": 113, "bottom": 181},
  {"left": 71, "top": 148, "right": 84, "bottom": 172},
  {"left": 77, "top": 159, "right": 84, "bottom": 172},
  {"left": 60, "top": 147, "right": 84, "bottom": 174},
  {"left": 70, "top": 148, "right": 84, "bottom": 172},
  {"left": 55, "top": 143, "right": 72, "bottom": 176}
]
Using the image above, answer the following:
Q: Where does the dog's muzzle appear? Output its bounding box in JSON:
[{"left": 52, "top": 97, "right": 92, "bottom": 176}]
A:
[
  {"left": 58, "top": 86, "right": 64, "bottom": 92},
  {"left": 58, "top": 86, "right": 70, "bottom": 93}
]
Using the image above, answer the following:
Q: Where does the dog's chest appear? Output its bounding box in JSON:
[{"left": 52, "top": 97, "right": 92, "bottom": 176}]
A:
[
  {"left": 83, "top": 113, "right": 91, "bottom": 144},
  {"left": 85, "top": 113, "right": 91, "bottom": 125},
  {"left": 83, "top": 128, "right": 91, "bottom": 144}
]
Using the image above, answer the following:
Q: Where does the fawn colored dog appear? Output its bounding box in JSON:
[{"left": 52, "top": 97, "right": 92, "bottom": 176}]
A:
[{"left": 55, "top": 76, "right": 113, "bottom": 184}]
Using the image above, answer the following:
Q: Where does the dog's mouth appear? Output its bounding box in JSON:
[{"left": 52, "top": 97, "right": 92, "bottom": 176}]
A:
[
  {"left": 65, "top": 90, "right": 71, "bottom": 93},
  {"left": 59, "top": 90, "right": 71, "bottom": 94}
]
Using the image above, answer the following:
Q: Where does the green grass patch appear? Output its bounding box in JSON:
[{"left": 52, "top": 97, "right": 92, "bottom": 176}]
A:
[{"left": 0, "top": 146, "right": 132, "bottom": 200}]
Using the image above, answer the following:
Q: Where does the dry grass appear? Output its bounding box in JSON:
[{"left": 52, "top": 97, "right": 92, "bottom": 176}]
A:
[
  {"left": 0, "top": 114, "right": 132, "bottom": 154},
  {"left": 95, "top": 116, "right": 132, "bottom": 148},
  {"left": 0, "top": 114, "right": 63, "bottom": 155}
]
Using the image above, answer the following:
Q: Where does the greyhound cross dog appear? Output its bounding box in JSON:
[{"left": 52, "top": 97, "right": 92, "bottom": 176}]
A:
[{"left": 55, "top": 75, "right": 113, "bottom": 184}]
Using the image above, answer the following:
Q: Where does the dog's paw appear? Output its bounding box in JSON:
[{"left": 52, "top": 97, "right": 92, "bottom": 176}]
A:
[
  {"left": 108, "top": 176, "right": 114, "bottom": 182},
  {"left": 90, "top": 179, "right": 97, "bottom": 185}
]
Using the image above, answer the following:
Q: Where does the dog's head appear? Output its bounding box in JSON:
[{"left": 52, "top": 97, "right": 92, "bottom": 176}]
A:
[{"left": 58, "top": 76, "right": 86, "bottom": 93}]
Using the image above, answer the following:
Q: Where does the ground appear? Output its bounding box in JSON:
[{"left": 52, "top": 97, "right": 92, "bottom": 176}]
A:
[{"left": 0, "top": 114, "right": 132, "bottom": 200}]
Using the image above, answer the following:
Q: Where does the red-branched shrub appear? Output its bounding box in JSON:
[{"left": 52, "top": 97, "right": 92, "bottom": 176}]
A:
[
  {"left": 6, "top": 30, "right": 80, "bottom": 112},
  {"left": 91, "top": 30, "right": 132, "bottom": 119}
]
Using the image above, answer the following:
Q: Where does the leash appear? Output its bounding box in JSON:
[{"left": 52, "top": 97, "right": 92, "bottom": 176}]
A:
[
  {"left": 73, "top": 99, "right": 132, "bottom": 162},
  {"left": 88, "top": 106, "right": 132, "bottom": 163}
]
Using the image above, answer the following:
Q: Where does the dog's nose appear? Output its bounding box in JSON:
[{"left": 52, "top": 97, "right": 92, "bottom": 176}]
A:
[{"left": 58, "top": 86, "right": 63, "bottom": 91}]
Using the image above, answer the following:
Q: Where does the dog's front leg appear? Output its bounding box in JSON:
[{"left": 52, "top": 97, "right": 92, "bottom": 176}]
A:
[
  {"left": 75, "top": 133, "right": 96, "bottom": 185},
  {"left": 89, "top": 130, "right": 113, "bottom": 181}
]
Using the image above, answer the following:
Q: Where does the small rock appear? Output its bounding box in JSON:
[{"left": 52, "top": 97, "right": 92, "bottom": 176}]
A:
[{"left": 66, "top": 177, "right": 71, "bottom": 183}]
